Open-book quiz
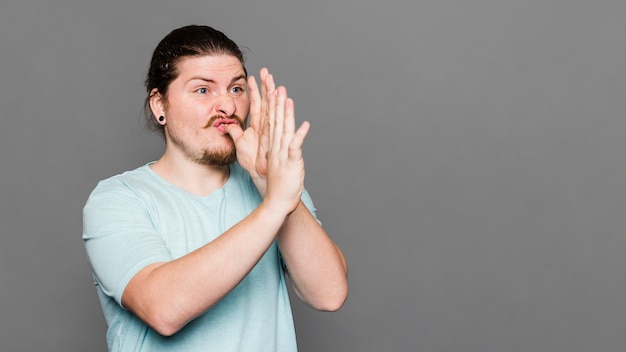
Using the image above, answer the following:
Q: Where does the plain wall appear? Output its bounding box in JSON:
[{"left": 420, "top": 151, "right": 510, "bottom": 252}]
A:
[{"left": 1, "top": 0, "right": 625, "bottom": 351}]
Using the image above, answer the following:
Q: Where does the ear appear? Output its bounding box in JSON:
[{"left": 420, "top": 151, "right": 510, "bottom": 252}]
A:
[{"left": 149, "top": 88, "right": 166, "bottom": 123}]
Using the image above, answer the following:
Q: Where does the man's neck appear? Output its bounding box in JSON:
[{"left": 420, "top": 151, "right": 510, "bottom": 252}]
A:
[{"left": 150, "top": 153, "right": 231, "bottom": 197}]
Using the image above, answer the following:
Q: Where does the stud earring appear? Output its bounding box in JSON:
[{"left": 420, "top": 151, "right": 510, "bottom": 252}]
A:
[{"left": 158, "top": 116, "right": 165, "bottom": 122}]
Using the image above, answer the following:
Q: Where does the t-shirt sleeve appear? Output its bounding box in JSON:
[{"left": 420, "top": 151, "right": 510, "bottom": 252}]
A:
[
  {"left": 300, "top": 188, "right": 322, "bottom": 225},
  {"left": 82, "top": 179, "right": 172, "bottom": 307}
]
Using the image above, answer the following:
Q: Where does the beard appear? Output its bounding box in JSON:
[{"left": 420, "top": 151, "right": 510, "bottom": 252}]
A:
[
  {"left": 169, "top": 114, "right": 245, "bottom": 167},
  {"left": 196, "top": 145, "right": 237, "bottom": 166}
]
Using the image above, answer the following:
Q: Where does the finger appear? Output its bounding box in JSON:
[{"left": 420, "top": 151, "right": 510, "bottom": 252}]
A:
[
  {"left": 260, "top": 68, "right": 273, "bottom": 104},
  {"left": 260, "top": 70, "right": 274, "bottom": 132},
  {"left": 289, "top": 121, "right": 310, "bottom": 159},
  {"left": 282, "top": 96, "right": 295, "bottom": 150},
  {"left": 266, "top": 73, "right": 275, "bottom": 94},
  {"left": 261, "top": 72, "right": 275, "bottom": 116},
  {"left": 248, "top": 75, "right": 261, "bottom": 130},
  {"left": 224, "top": 124, "right": 244, "bottom": 141},
  {"left": 260, "top": 67, "right": 269, "bottom": 84},
  {"left": 260, "top": 68, "right": 268, "bottom": 103},
  {"left": 260, "top": 114, "right": 270, "bottom": 152},
  {"left": 261, "top": 68, "right": 275, "bottom": 96},
  {"left": 268, "top": 90, "right": 278, "bottom": 152},
  {"left": 273, "top": 87, "right": 286, "bottom": 154}
]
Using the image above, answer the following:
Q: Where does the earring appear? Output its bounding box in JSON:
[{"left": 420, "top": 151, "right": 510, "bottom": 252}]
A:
[{"left": 158, "top": 116, "right": 165, "bottom": 122}]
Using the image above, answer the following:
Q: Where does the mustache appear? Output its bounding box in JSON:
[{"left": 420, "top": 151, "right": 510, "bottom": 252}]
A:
[{"left": 204, "top": 115, "right": 246, "bottom": 130}]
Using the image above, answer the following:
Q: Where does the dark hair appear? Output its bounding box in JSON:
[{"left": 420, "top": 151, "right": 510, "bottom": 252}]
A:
[{"left": 143, "top": 25, "right": 247, "bottom": 134}]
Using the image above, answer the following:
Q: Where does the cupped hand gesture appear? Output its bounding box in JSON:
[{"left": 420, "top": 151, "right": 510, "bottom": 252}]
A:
[
  {"left": 226, "top": 68, "right": 310, "bottom": 205},
  {"left": 225, "top": 68, "right": 274, "bottom": 192},
  {"left": 264, "top": 85, "right": 310, "bottom": 214}
]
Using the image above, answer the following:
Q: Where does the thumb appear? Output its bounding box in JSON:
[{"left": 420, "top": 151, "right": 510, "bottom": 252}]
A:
[{"left": 224, "top": 124, "right": 244, "bottom": 141}]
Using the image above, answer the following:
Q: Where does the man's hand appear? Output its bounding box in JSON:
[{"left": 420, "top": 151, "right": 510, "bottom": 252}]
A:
[
  {"left": 225, "top": 68, "right": 275, "bottom": 194},
  {"left": 264, "top": 86, "right": 310, "bottom": 215}
]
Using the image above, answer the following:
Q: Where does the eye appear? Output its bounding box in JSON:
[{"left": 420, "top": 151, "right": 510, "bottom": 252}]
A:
[
  {"left": 230, "top": 86, "right": 245, "bottom": 94},
  {"left": 196, "top": 87, "right": 209, "bottom": 94}
]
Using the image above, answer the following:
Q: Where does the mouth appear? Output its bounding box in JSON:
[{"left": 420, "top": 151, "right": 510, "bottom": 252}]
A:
[{"left": 211, "top": 118, "right": 241, "bottom": 133}]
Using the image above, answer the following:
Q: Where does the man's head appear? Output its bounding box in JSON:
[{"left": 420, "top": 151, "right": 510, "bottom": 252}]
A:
[{"left": 144, "top": 25, "right": 247, "bottom": 135}]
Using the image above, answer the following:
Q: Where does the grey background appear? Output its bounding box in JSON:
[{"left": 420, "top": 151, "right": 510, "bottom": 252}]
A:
[{"left": 1, "top": 0, "right": 625, "bottom": 351}]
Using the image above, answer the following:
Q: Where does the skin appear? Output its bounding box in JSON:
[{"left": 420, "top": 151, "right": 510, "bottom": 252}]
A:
[{"left": 121, "top": 55, "right": 348, "bottom": 336}]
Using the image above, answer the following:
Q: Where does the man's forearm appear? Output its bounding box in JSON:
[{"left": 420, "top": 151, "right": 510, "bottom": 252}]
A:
[
  {"left": 277, "top": 201, "right": 348, "bottom": 311},
  {"left": 122, "top": 201, "right": 289, "bottom": 336}
]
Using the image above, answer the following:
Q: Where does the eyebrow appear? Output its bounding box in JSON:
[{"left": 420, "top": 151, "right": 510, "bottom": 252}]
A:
[{"left": 188, "top": 75, "right": 247, "bottom": 85}]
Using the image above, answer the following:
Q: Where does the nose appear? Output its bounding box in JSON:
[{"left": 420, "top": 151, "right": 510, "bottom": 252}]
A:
[{"left": 215, "top": 93, "right": 236, "bottom": 117}]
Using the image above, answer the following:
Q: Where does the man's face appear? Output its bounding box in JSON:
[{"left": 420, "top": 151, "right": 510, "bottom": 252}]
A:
[{"left": 155, "top": 55, "right": 249, "bottom": 166}]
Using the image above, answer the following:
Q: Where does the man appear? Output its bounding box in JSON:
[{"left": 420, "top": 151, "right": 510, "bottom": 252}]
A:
[{"left": 83, "top": 25, "right": 348, "bottom": 351}]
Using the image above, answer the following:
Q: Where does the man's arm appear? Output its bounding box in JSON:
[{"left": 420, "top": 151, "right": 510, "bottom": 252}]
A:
[
  {"left": 121, "top": 199, "right": 291, "bottom": 336},
  {"left": 278, "top": 200, "right": 349, "bottom": 311},
  {"left": 228, "top": 69, "right": 348, "bottom": 311}
]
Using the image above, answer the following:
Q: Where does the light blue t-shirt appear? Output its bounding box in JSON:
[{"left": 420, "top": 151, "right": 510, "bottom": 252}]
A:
[{"left": 83, "top": 162, "right": 317, "bottom": 351}]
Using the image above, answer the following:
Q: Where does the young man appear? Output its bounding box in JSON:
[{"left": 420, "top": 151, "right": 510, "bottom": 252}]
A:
[{"left": 83, "top": 25, "right": 348, "bottom": 351}]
